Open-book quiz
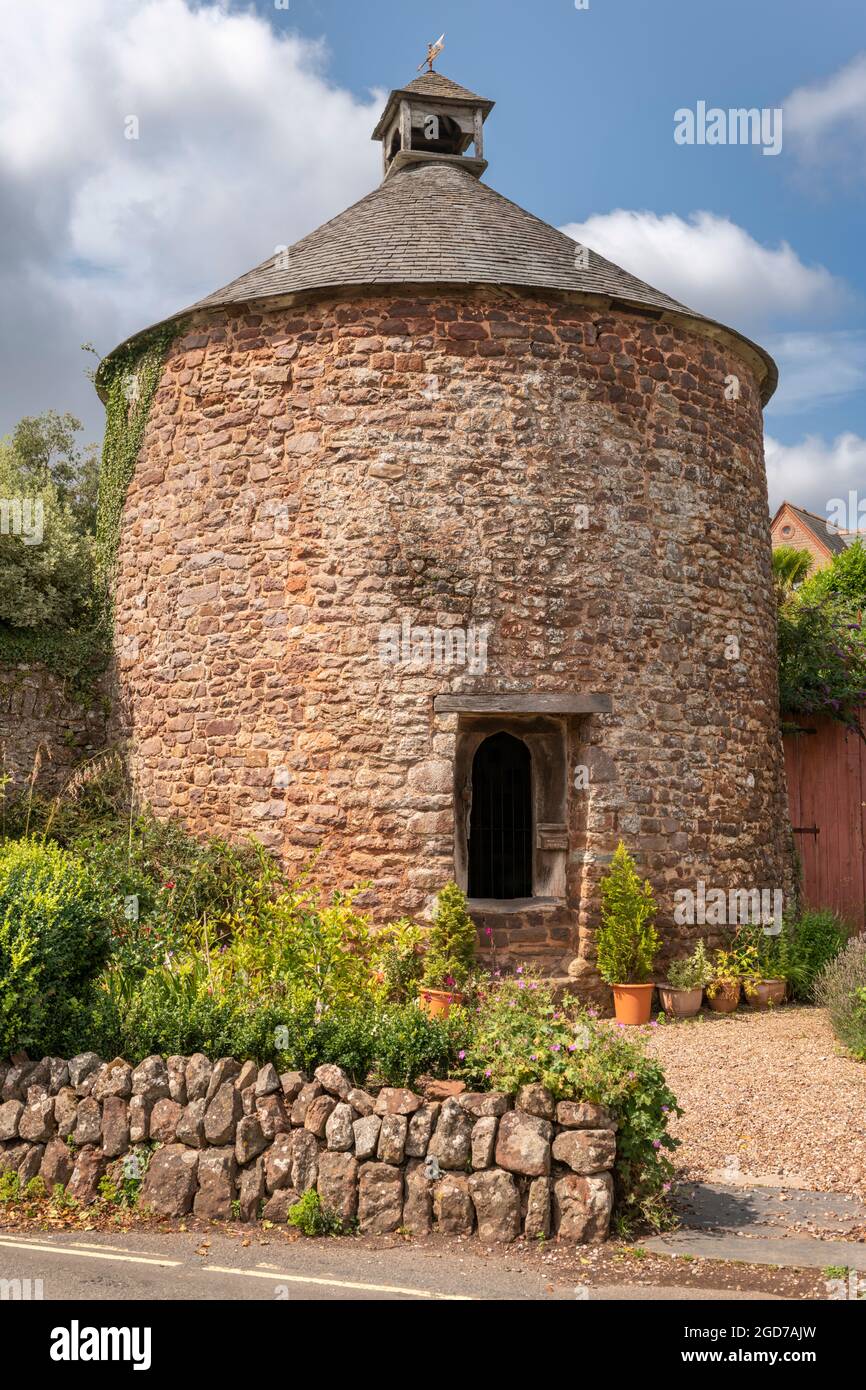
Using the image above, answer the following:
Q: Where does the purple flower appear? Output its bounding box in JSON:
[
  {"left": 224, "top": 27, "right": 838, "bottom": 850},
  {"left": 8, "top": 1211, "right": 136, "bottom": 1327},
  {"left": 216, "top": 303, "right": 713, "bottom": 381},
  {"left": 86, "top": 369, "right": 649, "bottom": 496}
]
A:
[
  {"left": 551, "top": 1043, "right": 561, "bottom": 1053},
  {"left": 652, "top": 1139, "right": 661, "bottom": 1150},
  {"left": 458, "top": 1049, "right": 466, "bottom": 1060},
  {"left": 485, "top": 1068, "right": 492, "bottom": 1078},
  {"left": 516, "top": 965, "right": 523, "bottom": 975},
  {"left": 518, "top": 980, "right": 526, "bottom": 989},
  {"left": 567, "top": 1043, "right": 577, "bottom": 1052}
]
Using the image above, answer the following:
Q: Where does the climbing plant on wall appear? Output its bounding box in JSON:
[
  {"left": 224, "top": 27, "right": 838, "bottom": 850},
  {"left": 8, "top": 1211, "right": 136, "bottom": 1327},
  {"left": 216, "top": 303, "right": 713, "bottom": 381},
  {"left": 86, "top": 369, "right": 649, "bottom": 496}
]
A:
[{"left": 94, "top": 322, "right": 182, "bottom": 603}]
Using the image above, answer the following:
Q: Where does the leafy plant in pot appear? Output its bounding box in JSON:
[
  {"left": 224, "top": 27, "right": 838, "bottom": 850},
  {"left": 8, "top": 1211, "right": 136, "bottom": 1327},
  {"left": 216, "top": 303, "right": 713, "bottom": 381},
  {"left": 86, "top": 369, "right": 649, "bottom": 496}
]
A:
[
  {"left": 597, "top": 842, "right": 661, "bottom": 1024},
  {"left": 706, "top": 942, "right": 757, "bottom": 1013},
  {"left": 740, "top": 927, "right": 788, "bottom": 1010},
  {"left": 418, "top": 882, "right": 476, "bottom": 1018},
  {"left": 659, "top": 942, "right": 713, "bottom": 1018}
]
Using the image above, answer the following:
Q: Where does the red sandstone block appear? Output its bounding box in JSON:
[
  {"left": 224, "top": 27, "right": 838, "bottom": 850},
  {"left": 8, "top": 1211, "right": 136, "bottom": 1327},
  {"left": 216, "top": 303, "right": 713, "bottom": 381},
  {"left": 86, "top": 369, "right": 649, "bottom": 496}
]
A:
[
  {"left": 489, "top": 321, "right": 530, "bottom": 338},
  {"left": 447, "top": 322, "right": 487, "bottom": 339}
]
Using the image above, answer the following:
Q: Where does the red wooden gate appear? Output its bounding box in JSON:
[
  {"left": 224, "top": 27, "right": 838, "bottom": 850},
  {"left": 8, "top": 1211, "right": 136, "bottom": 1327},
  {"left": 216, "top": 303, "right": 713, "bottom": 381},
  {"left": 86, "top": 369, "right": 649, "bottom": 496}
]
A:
[{"left": 783, "top": 716, "right": 866, "bottom": 930}]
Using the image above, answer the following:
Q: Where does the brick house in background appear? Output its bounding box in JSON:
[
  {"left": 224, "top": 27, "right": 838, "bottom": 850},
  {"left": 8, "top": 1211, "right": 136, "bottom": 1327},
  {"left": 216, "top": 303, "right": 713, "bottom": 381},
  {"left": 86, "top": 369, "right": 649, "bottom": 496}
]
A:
[{"left": 770, "top": 501, "right": 849, "bottom": 574}]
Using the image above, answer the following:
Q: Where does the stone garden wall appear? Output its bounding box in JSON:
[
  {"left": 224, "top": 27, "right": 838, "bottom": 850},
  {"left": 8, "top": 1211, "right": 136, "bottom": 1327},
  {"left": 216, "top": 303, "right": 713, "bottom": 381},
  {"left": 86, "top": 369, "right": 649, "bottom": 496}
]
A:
[
  {"left": 0, "top": 1053, "right": 617, "bottom": 1243},
  {"left": 0, "top": 662, "right": 108, "bottom": 798}
]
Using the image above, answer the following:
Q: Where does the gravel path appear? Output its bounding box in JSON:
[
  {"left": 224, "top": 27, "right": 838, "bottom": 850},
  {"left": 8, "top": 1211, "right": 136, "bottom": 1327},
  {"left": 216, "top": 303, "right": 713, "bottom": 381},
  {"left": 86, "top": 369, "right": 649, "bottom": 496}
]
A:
[{"left": 643, "top": 1005, "right": 866, "bottom": 1196}]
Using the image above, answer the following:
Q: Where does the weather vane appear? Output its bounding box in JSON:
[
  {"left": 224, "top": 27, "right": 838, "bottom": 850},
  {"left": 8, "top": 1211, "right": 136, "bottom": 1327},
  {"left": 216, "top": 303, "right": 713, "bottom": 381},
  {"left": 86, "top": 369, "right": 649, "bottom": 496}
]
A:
[{"left": 418, "top": 34, "right": 445, "bottom": 73}]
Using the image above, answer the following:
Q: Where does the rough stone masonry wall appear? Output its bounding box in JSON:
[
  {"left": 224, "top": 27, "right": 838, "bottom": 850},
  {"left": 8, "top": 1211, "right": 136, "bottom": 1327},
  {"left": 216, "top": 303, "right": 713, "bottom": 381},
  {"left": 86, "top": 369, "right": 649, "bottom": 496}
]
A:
[
  {"left": 110, "top": 283, "right": 792, "bottom": 988},
  {"left": 0, "top": 1054, "right": 616, "bottom": 1243},
  {"left": 0, "top": 662, "right": 107, "bottom": 799}
]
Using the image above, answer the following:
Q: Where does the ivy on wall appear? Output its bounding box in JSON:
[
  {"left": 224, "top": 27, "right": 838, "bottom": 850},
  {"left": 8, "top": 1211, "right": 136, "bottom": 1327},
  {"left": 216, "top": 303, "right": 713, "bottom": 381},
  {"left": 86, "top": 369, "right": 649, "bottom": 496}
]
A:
[{"left": 94, "top": 321, "right": 183, "bottom": 599}]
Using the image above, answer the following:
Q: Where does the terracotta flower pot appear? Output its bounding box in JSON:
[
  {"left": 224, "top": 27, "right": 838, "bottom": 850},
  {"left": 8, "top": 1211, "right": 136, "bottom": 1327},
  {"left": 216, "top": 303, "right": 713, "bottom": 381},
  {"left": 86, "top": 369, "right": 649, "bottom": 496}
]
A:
[
  {"left": 418, "top": 987, "right": 462, "bottom": 1019},
  {"left": 745, "top": 978, "right": 787, "bottom": 1010},
  {"left": 658, "top": 984, "right": 704, "bottom": 1018},
  {"left": 611, "top": 982, "right": 655, "bottom": 1025},
  {"left": 707, "top": 979, "right": 741, "bottom": 1013}
]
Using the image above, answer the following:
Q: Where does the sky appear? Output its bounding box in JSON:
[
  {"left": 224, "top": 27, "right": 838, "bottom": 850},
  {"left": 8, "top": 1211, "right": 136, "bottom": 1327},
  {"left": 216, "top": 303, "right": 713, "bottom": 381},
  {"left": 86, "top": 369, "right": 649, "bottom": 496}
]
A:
[{"left": 1, "top": 0, "right": 865, "bottom": 519}]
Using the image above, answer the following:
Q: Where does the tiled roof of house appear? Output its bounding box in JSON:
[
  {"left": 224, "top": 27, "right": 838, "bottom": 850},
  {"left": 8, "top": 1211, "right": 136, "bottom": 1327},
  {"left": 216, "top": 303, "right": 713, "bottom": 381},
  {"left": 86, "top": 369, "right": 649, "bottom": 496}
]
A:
[{"left": 777, "top": 503, "right": 849, "bottom": 556}]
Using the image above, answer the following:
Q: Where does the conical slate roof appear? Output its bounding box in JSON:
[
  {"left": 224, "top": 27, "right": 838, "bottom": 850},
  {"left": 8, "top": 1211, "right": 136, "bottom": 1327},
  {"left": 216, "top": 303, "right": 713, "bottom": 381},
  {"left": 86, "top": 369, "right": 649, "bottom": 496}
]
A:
[
  {"left": 103, "top": 70, "right": 777, "bottom": 402},
  {"left": 192, "top": 160, "right": 690, "bottom": 313}
]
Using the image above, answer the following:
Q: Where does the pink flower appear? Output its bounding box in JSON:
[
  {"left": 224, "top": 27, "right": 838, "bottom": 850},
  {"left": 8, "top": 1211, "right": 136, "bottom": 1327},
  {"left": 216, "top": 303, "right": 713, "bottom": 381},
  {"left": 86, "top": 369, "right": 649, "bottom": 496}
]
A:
[
  {"left": 550, "top": 1043, "right": 561, "bottom": 1053},
  {"left": 485, "top": 926, "right": 493, "bottom": 937},
  {"left": 485, "top": 1068, "right": 492, "bottom": 1078},
  {"left": 567, "top": 1043, "right": 577, "bottom": 1052},
  {"left": 662, "top": 1182, "right": 672, "bottom": 1193},
  {"left": 652, "top": 1139, "right": 661, "bottom": 1149},
  {"left": 458, "top": 1050, "right": 466, "bottom": 1060},
  {"left": 518, "top": 980, "right": 526, "bottom": 989},
  {"left": 516, "top": 965, "right": 523, "bottom": 975}
]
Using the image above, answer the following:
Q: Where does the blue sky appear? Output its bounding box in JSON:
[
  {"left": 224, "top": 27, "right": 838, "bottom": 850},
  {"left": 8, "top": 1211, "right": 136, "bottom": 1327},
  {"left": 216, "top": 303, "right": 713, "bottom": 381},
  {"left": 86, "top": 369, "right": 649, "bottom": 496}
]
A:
[{"left": 1, "top": 0, "right": 864, "bottom": 515}]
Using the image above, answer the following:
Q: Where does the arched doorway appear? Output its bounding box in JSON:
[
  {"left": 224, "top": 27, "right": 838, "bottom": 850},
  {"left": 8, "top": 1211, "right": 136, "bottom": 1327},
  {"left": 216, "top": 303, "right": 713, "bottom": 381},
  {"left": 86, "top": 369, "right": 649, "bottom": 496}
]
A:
[{"left": 468, "top": 732, "right": 533, "bottom": 898}]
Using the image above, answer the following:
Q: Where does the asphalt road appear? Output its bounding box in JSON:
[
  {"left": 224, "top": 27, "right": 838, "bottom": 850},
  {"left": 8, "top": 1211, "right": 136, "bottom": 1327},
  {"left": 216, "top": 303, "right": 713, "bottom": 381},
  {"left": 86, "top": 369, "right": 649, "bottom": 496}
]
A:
[{"left": 0, "top": 1230, "right": 779, "bottom": 1302}]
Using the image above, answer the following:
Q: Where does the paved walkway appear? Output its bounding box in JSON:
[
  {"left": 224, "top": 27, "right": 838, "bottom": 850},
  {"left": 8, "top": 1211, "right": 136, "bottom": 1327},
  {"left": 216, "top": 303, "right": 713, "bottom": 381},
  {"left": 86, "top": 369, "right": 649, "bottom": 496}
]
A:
[{"left": 646, "top": 1180, "right": 866, "bottom": 1272}]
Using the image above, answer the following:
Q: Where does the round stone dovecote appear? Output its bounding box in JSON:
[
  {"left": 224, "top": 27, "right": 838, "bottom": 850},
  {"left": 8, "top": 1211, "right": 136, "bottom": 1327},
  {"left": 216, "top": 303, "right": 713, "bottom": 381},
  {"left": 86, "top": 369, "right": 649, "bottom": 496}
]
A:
[{"left": 103, "top": 68, "right": 792, "bottom": 993}]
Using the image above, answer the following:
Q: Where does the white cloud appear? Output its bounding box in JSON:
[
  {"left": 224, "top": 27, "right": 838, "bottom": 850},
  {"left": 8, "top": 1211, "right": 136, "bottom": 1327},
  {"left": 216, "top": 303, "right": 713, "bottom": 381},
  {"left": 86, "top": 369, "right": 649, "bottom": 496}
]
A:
[
  {"left": 784, "top": 53, "right": 866, "bottom": 168},
  {"left": 559, "top": 209, "right": 849, "bottom": 333},
  {"left": 765, "top": 432, "right": 866, "bottom": 516},
  {"left": 0, "top": 0, "right": 382, "bottom": 439},
  {"left": 765, "top": 330, "right": 866, "bottom": 417}
]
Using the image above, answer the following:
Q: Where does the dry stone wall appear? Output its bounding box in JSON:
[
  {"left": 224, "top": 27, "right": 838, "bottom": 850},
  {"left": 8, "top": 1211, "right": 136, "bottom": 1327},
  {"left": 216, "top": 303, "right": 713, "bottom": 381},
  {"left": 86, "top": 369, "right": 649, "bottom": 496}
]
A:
[
  {"left": 0, "top": 662, "right": 107, "bottom": 798},
  {"left": 0, "top": 1053, "right": 616, "bottom": 1243}
]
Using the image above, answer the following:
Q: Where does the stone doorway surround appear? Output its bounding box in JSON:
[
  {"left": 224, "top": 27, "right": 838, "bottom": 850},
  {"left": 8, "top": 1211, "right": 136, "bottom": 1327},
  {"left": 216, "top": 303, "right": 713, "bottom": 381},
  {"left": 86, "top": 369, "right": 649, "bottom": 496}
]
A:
[{"left": 435, "top": 692, "right": 611, "bottom": 913}]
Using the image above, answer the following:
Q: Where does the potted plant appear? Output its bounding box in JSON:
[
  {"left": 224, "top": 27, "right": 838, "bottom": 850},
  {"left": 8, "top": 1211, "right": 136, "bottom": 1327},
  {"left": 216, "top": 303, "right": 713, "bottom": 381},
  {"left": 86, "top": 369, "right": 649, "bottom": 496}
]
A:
[
  {"left": 597, "top": 841, "right": 661, "bottom": 1025},
  {"left": 418, "top": 882, "right": 476, "bottom": 1018},
  {"left": 743, "top": 930, "right": 787, "bottom": 1010},
  {"left": 706, "top": 943, "right": 754, "bottom": 1013},
  {"left": 658, "top": 941, "right": 713, "bottom": 1017}
]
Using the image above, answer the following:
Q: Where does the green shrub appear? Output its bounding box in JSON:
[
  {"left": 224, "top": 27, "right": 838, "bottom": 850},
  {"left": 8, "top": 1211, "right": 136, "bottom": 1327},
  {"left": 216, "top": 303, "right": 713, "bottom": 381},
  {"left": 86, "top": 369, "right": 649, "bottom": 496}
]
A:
[
  {"left": 461, "top": 970, "right": 680, "bottom": 1232},
  {"left": 0, "top": 434, "right": 96, "bottom": 633},
  {"left": 780, "top": 910, "right": 850, "bottom": 1001},
  {"left": 371, "top": 1004, "right": 468, "bottom": 1087},
  {"left": 597, "top": 842, "right": 660, "bottom": 985},
  {"left": 75, "top": 960, "right": 292, "bottom": 1064},
  {"left": 814, "top": 938, "right": 866, "bottom": 1059},
  {"left": 371, "top": 918, "right": 426, "bottom": 1002},
  {"left": 777, "top": 591, "right": 866, "bottom": 729},
  {"left": 421, "top": 882, "right": 476, "bottom": 990},
  {"left": 286, "top": 1188, "right": 345, "bottom": 1236},
  {"left": 0, "top": 838, "right": 113, "bottom": 1054}
]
